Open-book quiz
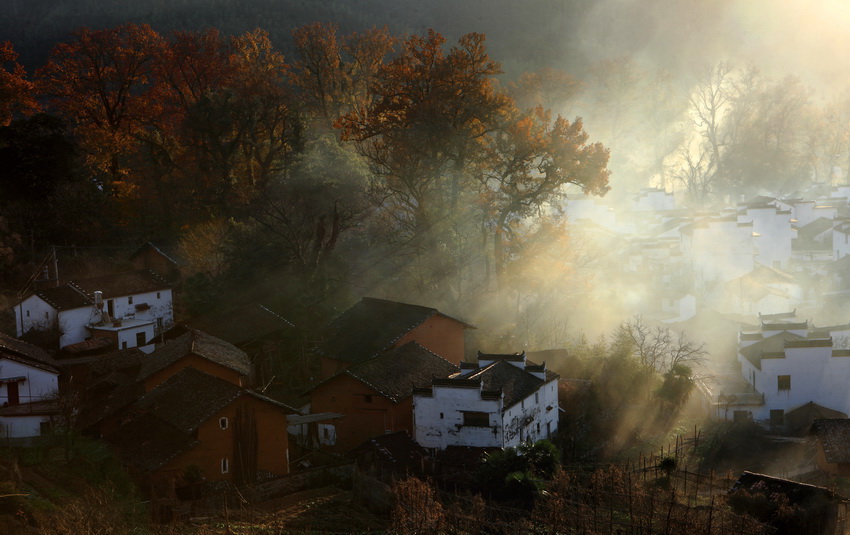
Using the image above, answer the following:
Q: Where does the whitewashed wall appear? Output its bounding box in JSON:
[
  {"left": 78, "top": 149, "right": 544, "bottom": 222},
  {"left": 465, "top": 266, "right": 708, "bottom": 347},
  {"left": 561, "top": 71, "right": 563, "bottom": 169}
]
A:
[
  {"left": 741, "top": 205, "right": 794, "bottom": 270},
  {"left": 414, "top": 386, "right": 502, "bottom": 450},
  {"left": 14, "top": 295, "right": 59, "bottom": 338},
  {"left": 0, "top": 415, "right": 50, "bottom": 438},
  {"left": 738, "top": 341, "right": 850, "bottom": 422},
  {"left": 0, "top": 359, "right": 58, "bottom": 405}
]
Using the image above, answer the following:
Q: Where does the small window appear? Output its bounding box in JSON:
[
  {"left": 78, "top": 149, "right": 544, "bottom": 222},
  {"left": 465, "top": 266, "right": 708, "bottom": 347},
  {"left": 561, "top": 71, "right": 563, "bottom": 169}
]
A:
[
  {"left": 778, "top": 375, "right": 791, "bottom": 391},
  {"left": 439, "top": 412, "right": 444, "bottom": 419},
  {"left": 128, "top": 296, "right": 133, "bottom": 305},
  {"left": 157, "top": 292, "right": 161, "bottom": 299},
  {"left": 26, "top": 310, "right": 29, "bottom": 317},
  {"left": 221, "top": 458, "right": 229, "bottom": 474},
  {"left": 219, "top": 417, "right": 228, "bottom": 430},
  {"left": 462, "top": 411, "right": 489, "bottom": 427},
  {"left": 323, "top": 427, "right": 330, "bottom": 439},
  {"left": 44, "top": 311, "right": 48, "bottom": 319},
  {"left": 535, "top": 393, "right": 539, "bottom": 403}
]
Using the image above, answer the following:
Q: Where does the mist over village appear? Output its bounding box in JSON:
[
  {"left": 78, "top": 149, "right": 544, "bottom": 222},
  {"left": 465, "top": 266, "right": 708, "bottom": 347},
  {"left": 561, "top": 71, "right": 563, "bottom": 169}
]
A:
[{"left": 4, "top": 1, "right": 850, "bottom": 533}]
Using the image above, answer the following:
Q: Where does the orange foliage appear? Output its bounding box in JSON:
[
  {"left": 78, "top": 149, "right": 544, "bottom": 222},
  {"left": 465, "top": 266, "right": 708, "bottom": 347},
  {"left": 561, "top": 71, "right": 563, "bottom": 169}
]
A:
[
  {"left": 36, "top": 24, "right": 166, "bottom": 187},
  {"left": 0, "top": 41, "right": 39, "bottom": 125}
]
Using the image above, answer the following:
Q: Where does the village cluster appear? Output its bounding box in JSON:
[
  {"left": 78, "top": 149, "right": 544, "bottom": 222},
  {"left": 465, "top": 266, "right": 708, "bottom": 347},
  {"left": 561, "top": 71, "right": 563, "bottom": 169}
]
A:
[
  {"left": 567, "top": 184, "right": 850, "bottom": 475},
  {"left": 7, "top": 185, "right": 850, "bottom": 523},
  {"left": 0, "top": 244, "right": 559, "bottom": 495}
]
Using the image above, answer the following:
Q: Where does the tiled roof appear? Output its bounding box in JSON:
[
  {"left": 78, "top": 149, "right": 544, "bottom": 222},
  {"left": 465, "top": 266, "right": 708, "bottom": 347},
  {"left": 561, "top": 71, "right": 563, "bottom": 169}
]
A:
[
  {"left": 134, "top": 368, "right": 246, "bottom": 433},
  {"left": 761, "top": 321, "right": 808, "bottom": 331},
  {"left": 478, "top": 351, "right": 525, "bottom": 363},
  {"left": 86, "top": 348, "right": 147, "bottom": 377},
  {"left": 458, "top": 360, "right": 556, "bottom": 410},
  {"left": 786, "top": 403, "right": 847, "bottom": 435},
  {"left": 32, "top": 285, "right": 92, "bottom": 310},
  {"left": 785, "top": 338, "right": 832, "bottom": 349},
  {"left": 792, "top": 218, "right": 834, "bottom": 250},
  {"left": 134, "top": 367, "right": 294, "bottom": 435},
  {"left": 68, "top": 269, "right": 171, "bottom": 299},
  {"left": 318, "top": 297, "right": 470, "bottom": 364},
  {"left": 812, "top": 419, "right": 850, "bottom": 464},
  {"left": 739, "top": 331, "right": 805, "bottom": 369},
  {"left": 137, "top": 329, "right": 251, "bottom": 381},
  {"left": 105, "top": 412, "right": 198, "bottom": 473},
  {"left": 731, "top": 471, "right": 841, "bottom": 505},
  {"left": 0, "top": 332, "right": 58, "bottom": 373},
  {"left": 342, "top": 342, "right": 459, "bottom": 402},
  {"left": 185, "top": 303, "right": 294, "bottom": 346}
]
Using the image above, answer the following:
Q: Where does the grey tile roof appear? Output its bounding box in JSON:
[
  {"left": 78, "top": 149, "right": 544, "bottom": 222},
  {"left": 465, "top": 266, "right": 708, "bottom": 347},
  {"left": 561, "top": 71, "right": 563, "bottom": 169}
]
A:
[
  {"left": 138, "top": 329, "right": 251, "bottom": 381},
  {"left": 32, "top": 285, "right": 92, "bottom": 311},
  {"left": 134, "top": 368, "right": 246, "bottom": 434},
  {"left": 343, "top": 342, "right": 459, "bottom": 402},
  {"left": 739, "top": 331, "right": 806, "bottom": 369},
  {"left": 68, "top": 269, "right": 171, "bottom": 299},
  {"left": 105, "top": 412, "right": 198, "bottom": 473},
  {"left": 731, "top": 471, "right": 841, "bottom": 505},
  {"left": 318, "top": 297, "right": 471, "bottom": 364},
  {"left": 458, "top": 360, "right": 557, "bottom": 410},
  {"left": 133, "top": 367, "right": 295, "bottom": 435},
  {"left": 812, "top": 419, "right": 850, "bottom": 464},
  {"left": 0, "top": 332, "right": 58, "bottom": 373}
]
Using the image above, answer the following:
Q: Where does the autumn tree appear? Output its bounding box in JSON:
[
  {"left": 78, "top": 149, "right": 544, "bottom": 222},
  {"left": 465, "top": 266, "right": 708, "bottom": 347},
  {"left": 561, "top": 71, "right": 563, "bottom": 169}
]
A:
[
  {"left": 291, "top": 22, "right": 396, "bottom": 129},
  {"left": 339, "top": 30, "right": 512, "bottom": 302},
  {"left": 482, "top": 106, "right": 609, "bottom": 287},
  {"left": 37, "top": 24, "right": 167, "bottom": 194},
  {"left": 0, "top": 41, "right": 39, "bottom": 125}
]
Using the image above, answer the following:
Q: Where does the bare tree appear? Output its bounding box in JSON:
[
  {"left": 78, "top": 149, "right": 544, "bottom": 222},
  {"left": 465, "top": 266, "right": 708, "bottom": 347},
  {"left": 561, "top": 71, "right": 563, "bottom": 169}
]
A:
[{"left": 616, "top": 315, "right": 706, "bottom": 373}]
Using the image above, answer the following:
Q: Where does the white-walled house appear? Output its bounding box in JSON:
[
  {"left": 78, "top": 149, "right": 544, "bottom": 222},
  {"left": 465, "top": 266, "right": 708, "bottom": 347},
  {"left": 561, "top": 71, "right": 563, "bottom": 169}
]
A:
[
  {"left": 413, "top": 352, "right": 559, "bottom": 451},
  {"left": 0, "top": 333, "right": 60, "bottom": 438},
  {"left": 680, "top": 215, "right": 755, "bottom": 293},
  {"left": 14, "top": 270, "right": 173, "bottom": 352},
  {"left": 632, "top": 187, "right": 676, "bottom": 212},
  {"left": 833, "top": 219, "right": 850, "bottom": 260},
  {"left": 733, "top": 318, "right": 850, "bottom": 427},
  {"left": 737, "top": 201, "right": 794, "bottom": 270}
]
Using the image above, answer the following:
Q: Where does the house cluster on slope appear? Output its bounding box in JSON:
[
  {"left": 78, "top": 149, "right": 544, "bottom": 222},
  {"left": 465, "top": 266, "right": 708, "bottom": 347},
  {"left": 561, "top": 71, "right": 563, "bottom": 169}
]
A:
[
  {"left": 303, "top": 297, "right": 560, "bottom": 456},
  {"left": 697, "top": 311, "right": 850, "bottom": 430},
  {"left": 566, "top": 186, "right": 850, "bottom": 322},
  {"left": 3, "top": 243, "right": 560, "bottom": 492},
  {"left": 567, "top": 186, "right": 850, "bottom": 432}
]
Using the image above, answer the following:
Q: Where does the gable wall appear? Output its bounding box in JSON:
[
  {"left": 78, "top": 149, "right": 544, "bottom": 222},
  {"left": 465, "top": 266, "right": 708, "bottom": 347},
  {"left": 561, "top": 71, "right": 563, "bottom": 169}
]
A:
[
  {"left": 157, "top": 395, "right": 289, "bottom": 483},
  {"left": 310, "top": 374, "right": 410, "bottom": 453},
  {"left": 15, "top": 295, "right": 59, "bottom": 339},
  {"left": 396, "top": 315, "right": 465, "bottom": 365},
  {"left": 143, "top": 354, "right": 244, "bottom": 392},
  {"left": 104, "top": 289, "right": 173, "bottom": 331}
]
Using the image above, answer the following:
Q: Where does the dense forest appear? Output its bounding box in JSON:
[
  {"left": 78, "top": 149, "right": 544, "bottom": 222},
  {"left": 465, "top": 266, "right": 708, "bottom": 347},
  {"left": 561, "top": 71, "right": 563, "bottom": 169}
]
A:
[{"left": 4, "top": 0, "right": 850, "bottom": 342}]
